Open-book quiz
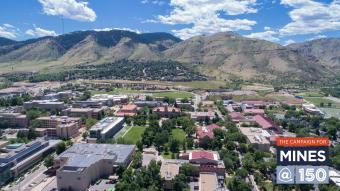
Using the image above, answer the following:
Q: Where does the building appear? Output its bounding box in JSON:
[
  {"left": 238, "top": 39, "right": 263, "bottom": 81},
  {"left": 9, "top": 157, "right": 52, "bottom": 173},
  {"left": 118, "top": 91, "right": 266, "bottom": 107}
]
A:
[
  {"left": 243, "top": 109, "right": 265, "bottom": 115},
  {"left": 36, "top": 116, "right": 81, "bottom": 139},
  {"left": 199, "top": 172, "right": 219, "bottom": 191},
  {"left": 241, "top": 100, "right": 266, "bottom": 109},
  {"left": 228, "top": 112, "right": 255, "bottom": 124},
  {"left": 90, "top": 94, "right": 128, "bottom": 106},
  {"left": 254, "top": 115, "right": 282, "bottom": 133},
  {"left": 42, "top": 91, "right": 73, "bottom": 100},
  {"left": 302, "top": 103, "right": 324, "bottom": 116},
  {"left": 153, "top": 105, "right": 180, "bottom": 117},
  {"left": 55, "top": 143, "right": 135, "bottom": 191},
  {"left": 160, "top": 159, "right": 189, "bottom": 189},
  {"left": 134, "top": 100, "right": 163, "bottom": 108},
  {"left": 329, "top": 168, "right": 340, "bottom": 188},
  {"left": 196, "top": 124, "right": 221, "bottom": 140},
  {"left": 61, "top": 107, "right": 106, "bottom": 120},
  {"left": 89, "top": 117, "right": 125, "bottom": 140},
  {"left": 179, "top": 151, "right": 225, "bottom": 177},
  {"left": 115, "top": 104, "right": 138, "bottom": 117},
  {"left": 189, "top": 111, "right": 215, "bottom": 121},
  {"left": 0, "top": 138, "right": 60, "bottom": 185},
  {"left": 175, "top": 101, "right": 194, "bottom": 111},
  {"left": 0, "top": 113, "right": 28, "bottom": 128},
  {"left": 72, "top": 100, "right": 103, "bottom": 108},
  {"left": 23, "top": 100, "right": 66, "bottom": 111},
  {"left": 238, "top": 127, "right": 271, "bottom": 151}
]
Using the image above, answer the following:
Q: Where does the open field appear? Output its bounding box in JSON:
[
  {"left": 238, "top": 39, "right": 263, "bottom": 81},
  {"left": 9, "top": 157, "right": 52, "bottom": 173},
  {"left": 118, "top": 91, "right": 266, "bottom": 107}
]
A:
[
  {"left": 320, "top": 108, "right": 340, "bottom": 119},
  {"left": 171, "top": 128, "right": 186, "bottom": 143},
  {"left": 91, "top": 88, "right": 144, "bottom": 95},
  {"left": 242, "top": 84, "right": 274, "bottom": 91},
  {"left": 305, "top": 97, "right": 340, "bottom": 108},
  {"left": 296, "top": 92, "right": 324, "bottom": 97},
  {"left": 153, "top": 91, "right": 194, "bottom": 99},
  {"left": 121, "top": 126, "right": 146, "bottom": 144},
  {"left": 174, "top": 80, "right": 225, "bottom": 90}
]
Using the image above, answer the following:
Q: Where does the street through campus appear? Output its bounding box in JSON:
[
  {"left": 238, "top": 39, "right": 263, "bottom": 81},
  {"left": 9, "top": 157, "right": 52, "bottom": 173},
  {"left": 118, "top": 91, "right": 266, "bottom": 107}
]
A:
[{"left": 4, "top": 164, "right": 48, "bottom": 191}]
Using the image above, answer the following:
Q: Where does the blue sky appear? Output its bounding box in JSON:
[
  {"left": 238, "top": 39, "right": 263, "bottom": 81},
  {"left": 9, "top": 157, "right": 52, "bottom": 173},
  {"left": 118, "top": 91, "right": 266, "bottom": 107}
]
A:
[{"left": 0, "top": 0, "right": 339, "bottom": 45}]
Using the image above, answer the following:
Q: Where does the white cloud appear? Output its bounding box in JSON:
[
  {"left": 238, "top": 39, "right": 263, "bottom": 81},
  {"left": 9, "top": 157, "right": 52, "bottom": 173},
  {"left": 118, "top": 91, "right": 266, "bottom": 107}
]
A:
[
  {"left": 279, "top": 0, "right": 340, "bottom": 36},
  {"left": 93, "top": 27, "right": 142, "bottom": 34},
  {"left": 0, "top": 24, "right": 19, "bottom": 39},
  {"left": 150, "top": 0, "right": 258, "bottom": 39},
  {"left": 3, "top": 24, "right": 15, "bottom": 28},
  {"left": 141, "top": 0, "right": 165, "bottom": 6},
  {"left": 308, "top": 34, "right": 327, "bottom": 41},
  {"left": 245, "top": 30, "right": 280, "bottom": 41},
  {"left": 25, "top": 27, "right": 58, "bottom": 37},
  {"left": 38, "top": 0, "right": 96, "bottom": 22},
  {"left": 264, "top": 26, "right": 271, "bottom": 31},
  {"left": 283, "top": 39, "right": 295, "bottom": 45}
]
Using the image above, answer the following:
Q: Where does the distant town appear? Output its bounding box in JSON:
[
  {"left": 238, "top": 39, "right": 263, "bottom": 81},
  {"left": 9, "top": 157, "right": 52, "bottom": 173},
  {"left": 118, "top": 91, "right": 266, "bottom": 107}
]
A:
[{"left": 0, "top": 80, "right": 339, "bottom": 191}]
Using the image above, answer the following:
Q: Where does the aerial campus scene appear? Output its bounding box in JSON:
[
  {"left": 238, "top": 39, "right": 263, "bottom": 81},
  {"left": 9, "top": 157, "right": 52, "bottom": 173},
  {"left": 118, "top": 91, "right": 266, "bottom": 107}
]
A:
[{"left": 0, "top": 0, "right": 339, "bottom": 191}]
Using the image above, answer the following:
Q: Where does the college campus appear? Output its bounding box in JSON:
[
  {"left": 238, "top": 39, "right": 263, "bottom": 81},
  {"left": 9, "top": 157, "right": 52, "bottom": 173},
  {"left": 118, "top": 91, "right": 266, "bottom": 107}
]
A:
[
  {"left": 0, "top": 79, "right": 339, "bottom": 191},
  {"left": 1, "top": 0, "right": 340, "bottom": 191}
]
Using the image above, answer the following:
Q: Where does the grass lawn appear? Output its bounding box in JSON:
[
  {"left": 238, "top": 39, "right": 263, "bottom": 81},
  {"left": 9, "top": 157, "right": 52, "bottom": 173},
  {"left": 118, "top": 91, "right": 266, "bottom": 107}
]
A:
[
  {"left": 121, "top": 126, "right": 146, "bottom": 144},
  {"left": 153, "top": 91, "right": 194, "bottom": 99},
  {"left": 174, "top": 80, "right": 225, "bottom": 90},
  {"left": 305, "top": 97, "right": 340, "bottom": 108},
  {"left": 320, "top": 108, "right": 340, "bottom": 119},
  {"left": 161, "top": 151, "right": 178, "bottom": 159},
  {"left": 91, "top": 88, "right": 144, "bottom": 95},
  {"left": 296, "top": 92, "right": 324, "bottom": 97},
  {"left": 171, "top": 128, "right": 186, "bottom": 143}
]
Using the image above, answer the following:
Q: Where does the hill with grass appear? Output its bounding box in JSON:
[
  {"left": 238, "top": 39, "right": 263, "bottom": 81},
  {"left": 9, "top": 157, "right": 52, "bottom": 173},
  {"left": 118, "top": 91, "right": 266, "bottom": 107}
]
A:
[{"left": 0, "top": 30, "right": 338, "bottom": 83}]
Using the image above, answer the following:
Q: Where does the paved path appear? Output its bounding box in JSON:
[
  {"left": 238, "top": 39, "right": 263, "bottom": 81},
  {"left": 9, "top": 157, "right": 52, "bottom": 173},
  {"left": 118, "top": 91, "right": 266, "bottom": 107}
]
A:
[{"left": 327, "top": 96, "right": 340, "bottom": 104}]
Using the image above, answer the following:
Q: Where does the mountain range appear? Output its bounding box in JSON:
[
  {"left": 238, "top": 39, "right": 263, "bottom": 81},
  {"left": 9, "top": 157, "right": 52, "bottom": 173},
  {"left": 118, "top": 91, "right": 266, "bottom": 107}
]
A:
[{"left": 0, "top": 30, "right": 339, "bottom": 82}]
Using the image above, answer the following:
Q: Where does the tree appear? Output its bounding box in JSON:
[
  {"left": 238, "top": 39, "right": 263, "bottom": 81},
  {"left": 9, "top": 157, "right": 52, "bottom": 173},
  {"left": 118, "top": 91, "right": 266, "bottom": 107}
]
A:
[
  {"left": 26, "top": 109, "right": 41, "bottom": 120},
  {"left": 85, "top": 118, "right": 98, "bottom": 130},
  {"left": 131, "top": 152, "right": 142, "bottom": 169},
  {"left": 173, "top": 174, "right": 189, "bottom": 191},
  {"left": 169, "top": 139, "right": 180, "bottom": 153},
  {"left": 79, "top": 91, "right": 91, "bottom": 101},
  {"left": 199, "top": 136, "right": 211, "bottom": 149},
  {"left": 44, "top": 155, "right": 54, "bottom": 168},
  {"left": 55, "top": 141, "right": 66, "bottom": 154},
  {"left": 180, "top": 163, "right": 199, "bottom": 177},
  {"left": 82, "top": 132, "right": 88, "bottom": 140}
]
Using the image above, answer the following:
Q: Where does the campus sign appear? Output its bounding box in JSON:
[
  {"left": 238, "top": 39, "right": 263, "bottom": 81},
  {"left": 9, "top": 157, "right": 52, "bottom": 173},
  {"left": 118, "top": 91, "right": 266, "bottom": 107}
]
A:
[{"left": 276, "top": 137, "right": 330, "bottom": 184}]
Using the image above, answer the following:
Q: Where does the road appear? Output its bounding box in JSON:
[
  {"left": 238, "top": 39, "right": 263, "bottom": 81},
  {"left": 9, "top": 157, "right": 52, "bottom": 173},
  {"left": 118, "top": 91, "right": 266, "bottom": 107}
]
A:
[
  {"left": 215, "top": 106, "right": 226, "bottom": 121},
  {"left": 4, "top": 164, "right": 48, "bottom": 191}
]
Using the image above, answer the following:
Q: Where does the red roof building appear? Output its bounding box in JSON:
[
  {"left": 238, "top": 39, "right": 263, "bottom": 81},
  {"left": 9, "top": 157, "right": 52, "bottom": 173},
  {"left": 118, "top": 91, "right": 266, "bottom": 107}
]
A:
[
  {"left": 254, "top": 114, "right": 282, "bottom": 133},
  {"left": 153, "top": 105, "right": 180, "bottom": 117},
  {"left": 196, "top": 124, "right": 221, "bottom": 139},
  {"left": 243, "top": 109, "right": 265, "bottom": 115},
  {"left": 189, "top": 151, "right": 218, "bottom": 165},
  {"left": 241, "top": 100, "right": 266, "bottom": 106},
  {"left": 115, "top": 104, "right": 138, "bottom": 117}
]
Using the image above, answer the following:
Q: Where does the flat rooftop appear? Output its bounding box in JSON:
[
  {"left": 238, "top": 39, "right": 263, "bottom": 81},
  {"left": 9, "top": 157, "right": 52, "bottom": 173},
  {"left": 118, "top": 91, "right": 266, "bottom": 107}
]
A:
[
  {"left": 239, "top": 127, "right": 270, "bottom": 144},
  {"left": 90, "top": 117, "right": 124, "bottom": 134},
  {"left": 199, "top": 173, "right": 218, "bottom": 191},
  {"left": 57, "top": 143, "right": 135, "bottom": 169}
]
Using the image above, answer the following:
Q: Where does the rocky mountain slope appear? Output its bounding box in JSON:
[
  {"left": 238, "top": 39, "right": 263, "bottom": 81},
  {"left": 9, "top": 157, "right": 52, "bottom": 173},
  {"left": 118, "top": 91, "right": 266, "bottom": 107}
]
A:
[
  {"left": 0, "top": 30, "right": 338, "bottom": 82},
  {"left": 288, "top": 38, "right": 340, "bottom": 70}
]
